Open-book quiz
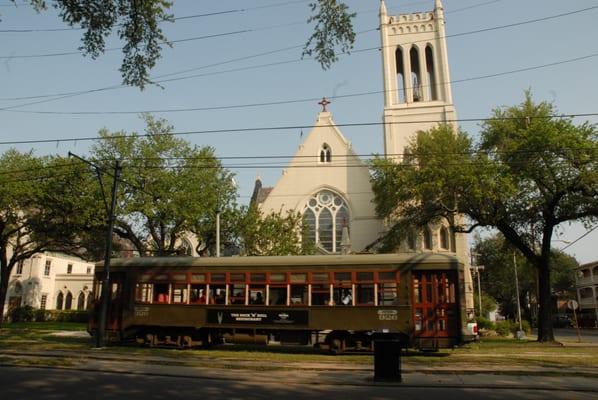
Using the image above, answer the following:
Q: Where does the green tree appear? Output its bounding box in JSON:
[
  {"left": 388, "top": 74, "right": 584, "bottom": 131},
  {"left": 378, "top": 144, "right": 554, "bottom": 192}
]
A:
[
  {"left": 90, "top": 115, "right": 237, "bottom": 256},
  {"left": 14, "top": 0, "right": 356, "bottom": 89},
  {"left": 370, "top": 93, "right": 597, "bottom": 342},
  {"left": 237, "top": 206, "right": 314, "bottom": 256},
  {"left": 0, "top": 150, "right": 102, "bottom": 324},
  {"left": 473, "top": 234, "right": 578, "bottom": 322}
]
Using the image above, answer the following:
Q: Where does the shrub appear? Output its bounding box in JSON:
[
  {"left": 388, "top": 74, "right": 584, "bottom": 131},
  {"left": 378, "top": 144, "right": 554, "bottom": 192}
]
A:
[
  {"left": 45, "top": 310, "right": 89, "bottom": 323},
  {"left": 477, "top": 316, "right": 496, "bottom": 330},
  {"left": 34, "top": 309, "right": 50, "bottom": 322},
  {"left": 495, "top": 320, "right": 512, "bottom": 336},
  {"left": 9, "top": 306, "right": 36, "bottom": 322}
]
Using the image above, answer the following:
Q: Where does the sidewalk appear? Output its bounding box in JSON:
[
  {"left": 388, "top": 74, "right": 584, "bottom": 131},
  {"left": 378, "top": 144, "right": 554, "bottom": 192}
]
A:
[{"left": 1, "top": 348, "right": 597, "bottom": 392}]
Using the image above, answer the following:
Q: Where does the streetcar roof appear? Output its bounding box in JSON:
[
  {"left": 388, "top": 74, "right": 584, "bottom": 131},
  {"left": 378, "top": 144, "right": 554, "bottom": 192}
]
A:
[{"left": 97, "top": 253, "right": 463, "bottom": 270}]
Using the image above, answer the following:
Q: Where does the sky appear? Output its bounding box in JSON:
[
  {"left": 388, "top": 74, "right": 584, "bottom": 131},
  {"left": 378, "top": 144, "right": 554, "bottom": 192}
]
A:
[{"left": 0, "top": 0, "right": 596, "bottom": 263}]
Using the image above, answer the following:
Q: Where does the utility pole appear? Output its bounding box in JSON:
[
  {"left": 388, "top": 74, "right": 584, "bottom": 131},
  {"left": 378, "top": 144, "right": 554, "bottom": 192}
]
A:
[
  {"left": 69, "top": 152, "right": 120, "bottom": 348},
  {"left": 513, "top": 252, "right": 524, "bottom": 339},
  {"left": 96, "top": 159, "right": 120, "bottom": 347}
]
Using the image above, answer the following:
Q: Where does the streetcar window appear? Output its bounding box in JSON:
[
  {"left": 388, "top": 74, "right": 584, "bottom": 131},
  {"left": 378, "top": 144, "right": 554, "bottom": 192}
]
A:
[
  {"left": 415, "top": 308, "right": 423, "bottom": 331},
  {"left": 190, "top": 284, "right": 207, "bottom": 304},
  {"left": 269, "top": 273, "right": 286, "bottom": 283},
  {"left": 171, "top": 284, "right": 188, "bottom": 303},
  {"left": 249, "top": 286, "right": 265, "bottom": 304},
  {"left": 210, "top": 285, "right": 226, "bottom": 304},
  {"left": 138, "top": 274, "right": 152, "bottom": 282},
  {"left": 135, "top": 283, "right": 153, "bottom": 303},
  {"left": 290, "top": 285, "right": 308, "bottom": 305},
  {"left": 250, "top": 273, "right": 266, "bottom": 283},
  {"left": 153, "top": 283, "right": 169, "bottom": 303},
  {"left": 378, "top": 271, "right": 398, "bottom": 281},
  {"left": 425, "top": 274, "right": 433, "bottom": 303},
  {"left": 172, "top": 274, "right": 187, "bottom": 282},
  {"left": 111, "top": 283, "right": 119, "bottom": 300},
  {"left": 311, "top": 272, "right": 329, "bottom": 283},
  {"left": 211, "top": 273, "right": 226, "bottom": 283},
  {"left": 268, "top": 286, "right": 287, "bottom": 305},
  {"left": 356, "top": 272, "right": 374, "bottom": 282},
  {"left": 311, "top": 284, "right": 330, "bottom": 305},
  {"left": 154, "top": 274, "right": 169, "bottom": 281},
  {"left": 290, "top": 273, "right": 307, "bottom": 283},
  {"left": 333, "top": 286, "right": 353, "bottom": 306},
  {"left": 191, "top": 273, "right": 206, "bottom": 283},
  {"left": 230, "top": 284, "right": 246, "bottom": 304},
  {"left": 414, "top": 279, "right": 422, "bottom": 303},
  {"left": 334, "top": 272, "right": 352, "bottom": 282},
  {"left": 378, "top": 282, "right": 398, "bottom": 305},
  {"left": 356, "top": 284, "right": 374, "bottom": 305},
  {"left": 230, "top": 273, "right": 246, "bottom": 283}
]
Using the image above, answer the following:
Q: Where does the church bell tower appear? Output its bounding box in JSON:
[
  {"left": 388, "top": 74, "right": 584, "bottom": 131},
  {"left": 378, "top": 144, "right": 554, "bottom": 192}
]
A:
[{"left": 380, "top": 0, "right": 457, "bottom": 159}]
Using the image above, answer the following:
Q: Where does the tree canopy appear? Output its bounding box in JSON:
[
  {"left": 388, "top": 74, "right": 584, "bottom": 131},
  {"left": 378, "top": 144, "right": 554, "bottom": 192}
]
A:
[
  {"left": 89, "top": 115, "right": 237, "bottom": 256},
  {"left": 15, "top": 0, "right": 356, "bottom": 89},
  {"left": 370, "top": 93, "right": 597, "bottom": 342},
  {"left": 0, "top": 150, "right": 102, "bottom": 324},
  {"left": 473, "top": 234, "right": 578, "bottom": 322}
]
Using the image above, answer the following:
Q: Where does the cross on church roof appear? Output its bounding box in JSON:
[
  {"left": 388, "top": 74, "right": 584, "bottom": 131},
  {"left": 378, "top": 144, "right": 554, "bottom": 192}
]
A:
[{"left": 318, "top": 97, "right": 331, "bottom": 112}]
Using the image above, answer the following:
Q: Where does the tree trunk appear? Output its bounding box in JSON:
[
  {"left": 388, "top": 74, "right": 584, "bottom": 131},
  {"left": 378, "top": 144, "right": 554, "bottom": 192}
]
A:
[
  {"left": 0, "top": 252, "right": 11, "bottom": 326},
  {"left": 536, "top": 258, "right": 555, "bottom": 342}
]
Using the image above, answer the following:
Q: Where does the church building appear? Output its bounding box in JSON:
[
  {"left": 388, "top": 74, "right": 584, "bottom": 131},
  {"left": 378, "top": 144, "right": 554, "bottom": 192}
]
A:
[{"left": 253, "top": 0, "right": 474, "bottom": 314}]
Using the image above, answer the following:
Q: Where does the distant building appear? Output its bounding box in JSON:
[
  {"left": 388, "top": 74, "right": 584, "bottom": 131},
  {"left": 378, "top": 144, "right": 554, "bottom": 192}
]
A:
[
  {"left": 4, "top": 252, "right": 95, "bottom": 316},
  {"left": 575, "top": 261, "right": 598, "bottom": 327}
]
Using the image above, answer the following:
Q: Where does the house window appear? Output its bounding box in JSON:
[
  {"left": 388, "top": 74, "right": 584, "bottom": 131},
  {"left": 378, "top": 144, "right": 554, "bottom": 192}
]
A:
[
  {"left": 65, "top": 292, "right": 73, "bottom": 310},
  {"left": 87, "top": 266, "right": 92, "bottom": 274},
  {"left": 44, "top": 260, "right": 51, "bottom": 276},
  {"left": 302, "top": 190, "right": 350, "bottom": 253},
  {"left": 77, "top": 292, "right": 85, "bottom": 310},
  {"left": 56, "top": 292, "right": 64, "bottom": 310},
  {"left": 40, "top": 294, "right": 48, "bottom": 310},
  {"left": 67, "top": 264, "right": 73, "bottom": 274}
]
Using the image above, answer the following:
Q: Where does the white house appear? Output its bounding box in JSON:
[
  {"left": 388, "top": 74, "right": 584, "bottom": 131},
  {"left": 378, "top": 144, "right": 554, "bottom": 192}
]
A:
[{"left": 4, "top": 252, "right": 95, "bottom": 316}]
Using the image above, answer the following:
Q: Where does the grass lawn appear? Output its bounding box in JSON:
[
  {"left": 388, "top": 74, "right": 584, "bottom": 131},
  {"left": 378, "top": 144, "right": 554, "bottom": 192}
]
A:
[{"left": 0, "top": 323, "right": 596, "bottom": 371}]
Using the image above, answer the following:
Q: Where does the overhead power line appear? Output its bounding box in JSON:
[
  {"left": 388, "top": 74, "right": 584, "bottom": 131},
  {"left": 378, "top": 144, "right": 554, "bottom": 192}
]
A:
[
  {"left": 0, "top": 0, "right": 310, "bottom": 32},
  {"left": 561, "top": 226, "right": 598, "bottom": 250},
  {"left": 0, "top": 4, "right": 595, "bottom": 110},
  {"left": 3, "top": 50, "right": 598, "bottom": 115},
  {"left": 1, "top": 112, "right": 597, "bottom": 146}
]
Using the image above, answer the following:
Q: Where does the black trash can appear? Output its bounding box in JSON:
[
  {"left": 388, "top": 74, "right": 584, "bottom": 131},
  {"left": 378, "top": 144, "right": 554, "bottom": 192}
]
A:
[{"left": 373, "top": 339, "right": 402, "bottom": 381}]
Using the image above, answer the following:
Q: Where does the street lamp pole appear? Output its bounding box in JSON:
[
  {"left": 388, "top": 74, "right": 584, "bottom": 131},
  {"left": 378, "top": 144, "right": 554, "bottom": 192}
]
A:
[
  {"left": 470, "top": 250, "right": 484, "bottom": 318},
  {"left": 216, "top": 208, "right": 220, "bottom": 258}
]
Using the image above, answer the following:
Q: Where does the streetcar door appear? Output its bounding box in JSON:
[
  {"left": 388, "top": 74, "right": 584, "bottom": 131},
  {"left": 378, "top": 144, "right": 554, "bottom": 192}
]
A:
[
  {"left": 412, "top": 271, "right": 458, "bottom": 339},
  {"left": 106, "top": 272, "right": 125, "bottom": 331}
]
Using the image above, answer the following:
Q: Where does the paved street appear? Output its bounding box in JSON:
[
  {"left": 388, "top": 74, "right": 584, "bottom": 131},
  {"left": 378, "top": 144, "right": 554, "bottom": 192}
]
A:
[{"left": 1, "top": 366, "right": 597, "bottom": 400}]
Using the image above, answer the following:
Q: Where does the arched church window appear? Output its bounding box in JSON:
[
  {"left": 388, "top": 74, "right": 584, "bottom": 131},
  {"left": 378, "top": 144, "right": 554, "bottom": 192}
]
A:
[
  {"left": 320, "top": 144, "right": 332, "bottom": 163},
  {"left": 423, "top": 227, "right": 433, "bottom": 250},
  {"left": 407, "top": 230, "right": 416, "bottom": 250},
  {"left": 439, "top": 226, "right": 449, "bottom": 249},
  {"left": 395, "top": 47, "right": 405, "bottom": 103},
  {"left": 410, "top": 46, "right": 422, "bottom": 102},
  {"left": 425, "top": 45, "right": 438, "bottom": 101},
  {"left": 56, "top": 292, "right": 64, "bottom": 310},
  {"left": 302, "top": 190, "right": 350, "bottom": 253}
]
